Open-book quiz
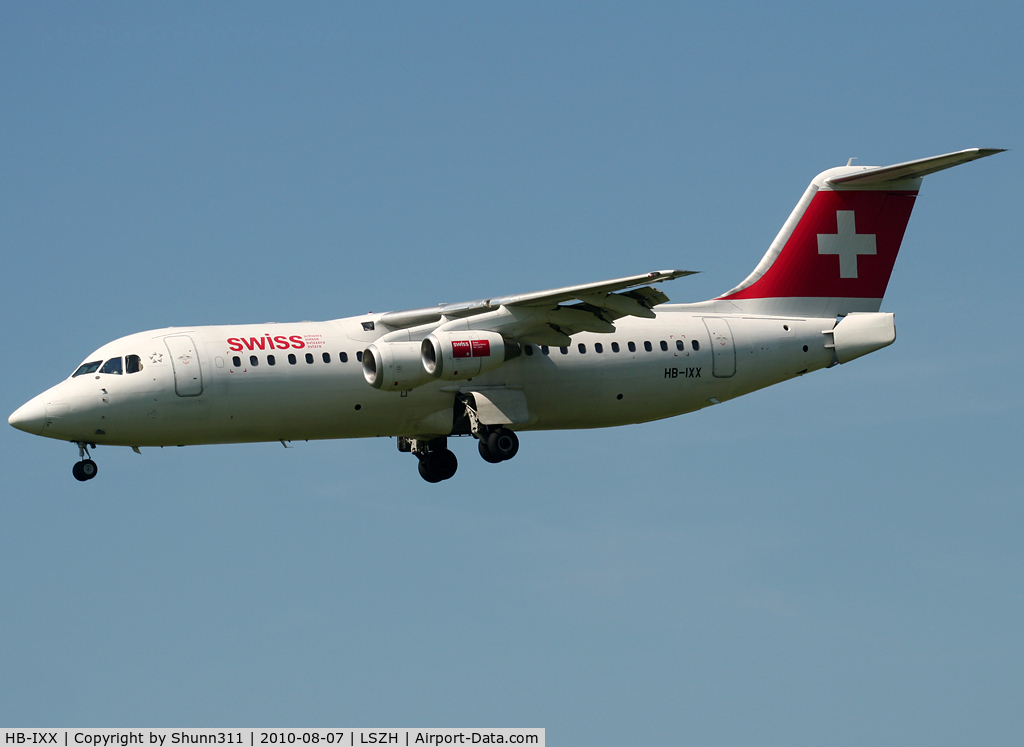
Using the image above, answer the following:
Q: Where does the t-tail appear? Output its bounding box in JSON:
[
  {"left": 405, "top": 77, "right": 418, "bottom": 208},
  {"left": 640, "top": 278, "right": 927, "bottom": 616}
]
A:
[{"left": 713, "top": 148, "right": 1005, "bottom": 318}]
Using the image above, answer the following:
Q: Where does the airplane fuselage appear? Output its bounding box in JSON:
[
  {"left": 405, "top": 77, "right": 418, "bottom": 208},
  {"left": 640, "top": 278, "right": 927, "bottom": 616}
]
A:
[{"left": 15, "top": 307, "right": 835, "bottom": 449}]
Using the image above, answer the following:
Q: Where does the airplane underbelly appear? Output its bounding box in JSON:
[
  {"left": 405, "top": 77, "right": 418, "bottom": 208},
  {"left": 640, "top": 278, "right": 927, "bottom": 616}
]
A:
[
  {"left": 518, "top": 353, "right": 717, "bottom": 431},
  {"left": 97, "top": 377, "right": 455, "bottom": 446}
]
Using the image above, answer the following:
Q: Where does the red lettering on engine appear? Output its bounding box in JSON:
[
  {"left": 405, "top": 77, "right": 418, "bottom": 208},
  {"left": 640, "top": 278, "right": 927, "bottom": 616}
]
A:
[
  {"left": 471, "top": 339, "right": 491, "bottom": 357},
  {"left": 452, "top": 340, "right": 472, "bottom": 358}
]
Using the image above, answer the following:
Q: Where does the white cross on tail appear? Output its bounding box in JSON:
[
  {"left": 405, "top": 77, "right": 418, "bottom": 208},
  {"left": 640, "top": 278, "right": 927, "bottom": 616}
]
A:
[{"left": 817, "top": 210, "right": 876, "bottom": 278}]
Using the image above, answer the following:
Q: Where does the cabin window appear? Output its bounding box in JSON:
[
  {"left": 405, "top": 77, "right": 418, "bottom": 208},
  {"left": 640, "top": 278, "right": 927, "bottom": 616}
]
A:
[
  {"left": 578, "top": 343, "right": 586, "bottom": 354},
  {"left": 99, "top": 357, "right": 123, "bottom": 375},
  {"left": 524, "top": 345, "right": 533, "bottom": 356},
  {"left": 126, "top": 355, "right": 143, "bottom": 374},
  {"left": 305, "top": 353, "right": 314, "bottom": 364},
  {"left": 232, "top": 356, "right": 241, "bottom": 367},
  {"left": 595, "top": 343, "right": 603, "bottom": 353},
  {"left": 323, "top": 352, "right": 331, "bottom": 363},
  {"left": 644, "top": 341, "right": 653, "bottom": 352},
  {"left": 541, "top": 346, "right": 550, "bottom": 356},
  {"left": 72, "top": 361, "right": 103, "bottom": 377},
  {"left": 249, "top": 355, "right": 259, "bottom": 366},
  {"left": 692, "top": 340, "right": 700, "bottom": 351},
  {"left": 628, "top": 342, "right": 636, "bottom": 353},
  {"left": 356, "top": 351, "right": 363, "bottom": 362},
  {"left": 267, "top": 355, "right": 276, "bottom": 366},
  {"left": 559, "top": 346, "right": 568, "bottom": 355},
  {"left": 340, "top": 352, "right": 348, "bottom": 362},
  {"left": 611, "top": 342, "right": 620, "bottom": 353},
  {"left": 288, "top": 354, "right": 297, "bottom": 365},
  {"left": 676, "top": 340, "right": 684, "bottom": 351},
  {"left": 660, "top": 341, "right": 668, "bottom": 351}
]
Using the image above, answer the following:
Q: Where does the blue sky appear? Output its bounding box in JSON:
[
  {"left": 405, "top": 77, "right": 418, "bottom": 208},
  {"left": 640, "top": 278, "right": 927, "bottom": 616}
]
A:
[{"left": 2, "top": 2, "right": 1021, "bottom": 743}]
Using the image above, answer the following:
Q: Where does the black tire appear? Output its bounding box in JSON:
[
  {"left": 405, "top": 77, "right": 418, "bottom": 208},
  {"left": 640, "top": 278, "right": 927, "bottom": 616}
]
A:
[
  {"left": 73, "top": 459, "right": 97, "bottom": 482},
  {"left": 435, "top": 449, "right": 458, "bottom": 481},
  {"left": 418, "top": 458, "right": 444, "bottom": 483},
  {"left": 81, "top": 459, "right": 97, "bottom": 479},
  {"left": 479, "top": 437, "right": 503, "bottom": 464},
  {"left": 487, "top": 428, "right": 520, "bottom": 461}
]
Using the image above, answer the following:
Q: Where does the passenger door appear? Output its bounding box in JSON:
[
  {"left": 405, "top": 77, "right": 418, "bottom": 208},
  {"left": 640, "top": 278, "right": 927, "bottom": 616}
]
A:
[
  {"left": 702, "top": 318, "right": 736, "bottom": 378},
  {"left": 164, "top": 335, "right": 204, "bottom": 396}
]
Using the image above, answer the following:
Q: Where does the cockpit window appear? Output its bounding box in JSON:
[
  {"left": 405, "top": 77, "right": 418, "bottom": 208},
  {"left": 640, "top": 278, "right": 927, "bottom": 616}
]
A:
[
  {"left": 72, "top": 361, "right": 103, "bottom": 377},
  {"left": 126, "top": 354, "right": 143, "bottom": 374},
  {"left": 99, "top": 357, "right": 123, "bottom": 375}
]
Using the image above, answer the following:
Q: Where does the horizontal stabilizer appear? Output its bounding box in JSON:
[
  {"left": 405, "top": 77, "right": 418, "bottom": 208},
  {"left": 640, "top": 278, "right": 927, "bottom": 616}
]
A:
[{"left": 826, "top": 148, "right": 1005, "bottom": 186}]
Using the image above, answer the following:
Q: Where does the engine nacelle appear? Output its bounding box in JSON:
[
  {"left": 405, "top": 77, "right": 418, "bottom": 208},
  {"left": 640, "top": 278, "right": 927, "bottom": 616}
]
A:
[
  {"left": 422, "top": 330, "right": 509, "bottom": 381},
  {"left": 363, "top": 341, "right": 434, "bottom": 391}
]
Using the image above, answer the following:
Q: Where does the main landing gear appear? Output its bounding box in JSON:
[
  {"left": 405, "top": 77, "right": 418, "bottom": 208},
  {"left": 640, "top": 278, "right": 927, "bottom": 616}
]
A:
[
  {"left": 399, "top": 428, "right": 520, "bottom": 483},
  {"left": 400, "top": 394, "right": 523, "bottom": 482},
  {"left": 72, "top": 442, "right": 98, "bottom": 482},
  {"left": 460, "top": 394, "right": 519, "bottom": 465},
  {"left": 477, "top": 426, "right": 519, "bottom": 464},
  {"left": 399, "top": 436, "right": 459, "bottom": 483}
]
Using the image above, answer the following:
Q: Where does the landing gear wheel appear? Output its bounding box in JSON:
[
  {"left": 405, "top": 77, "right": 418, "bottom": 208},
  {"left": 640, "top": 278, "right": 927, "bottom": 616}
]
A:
[
  {"left": 72, "top": 459, "right": 98, "bottom": 482},
  {"left": 486, "top": 428, "right": 520, "bottom": 461},
  {"left": 418, "top": 449, "right": 458, "bottom": 483},
  {"left": 418, "top": 459, "right": 444, "bottom": 483},
  {"left": 434, "top": 449, "right": 458, "bottom": 481},
  {"left": 479, "top": 438, "right": 503, "bottom": 463}
]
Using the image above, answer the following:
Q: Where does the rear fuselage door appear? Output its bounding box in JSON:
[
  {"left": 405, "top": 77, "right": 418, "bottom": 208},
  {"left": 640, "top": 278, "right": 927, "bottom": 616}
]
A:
[
  {"left": 164, "top": 335, "right": 204, "bottom": 396},
  {"left": 702, "top": 318, "right": 736, "bottom": 378}
]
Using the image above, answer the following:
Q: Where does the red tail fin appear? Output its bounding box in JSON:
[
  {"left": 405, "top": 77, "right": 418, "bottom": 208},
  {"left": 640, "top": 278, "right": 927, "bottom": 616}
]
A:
[{"left": 717, "top": 148, "right": 1004, "bottom": 317}]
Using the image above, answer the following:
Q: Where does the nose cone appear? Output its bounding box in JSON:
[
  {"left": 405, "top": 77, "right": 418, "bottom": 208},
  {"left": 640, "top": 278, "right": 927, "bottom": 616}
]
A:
[{"left": 9, "top": 397, "right": 47, "bottom": 436}]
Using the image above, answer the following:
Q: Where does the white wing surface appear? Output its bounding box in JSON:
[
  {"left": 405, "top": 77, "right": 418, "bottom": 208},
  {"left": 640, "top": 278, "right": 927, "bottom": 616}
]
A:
[{"left": 378, "top": 269, "right": 696, "bottom": 345}]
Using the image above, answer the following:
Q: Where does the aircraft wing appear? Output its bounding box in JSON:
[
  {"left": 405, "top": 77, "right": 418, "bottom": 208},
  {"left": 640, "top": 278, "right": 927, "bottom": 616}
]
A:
[
  {"left": 379, "top": 269, "right": 696, "bottom": 344},
  {"left": 480, "top": 269, "right": 695, "bottom": 308}
]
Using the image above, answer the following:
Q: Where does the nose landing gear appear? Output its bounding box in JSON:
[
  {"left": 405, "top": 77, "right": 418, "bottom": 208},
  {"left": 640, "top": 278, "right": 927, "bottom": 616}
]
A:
[
  {"left": 72, "top": 442, "right": 98, "bottom": 482},
  {"left": 72, "top": 460, "right": 98, "bottom": 481}
]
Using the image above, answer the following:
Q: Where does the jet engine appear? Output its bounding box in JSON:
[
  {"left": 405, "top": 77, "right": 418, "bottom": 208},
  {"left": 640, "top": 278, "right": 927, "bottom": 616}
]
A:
[
  {"left": 363, "top": 341, "right": 434, "bottom": 391},
  {"left": 421, "top": 330, "right": 517, "bottom": 381}
]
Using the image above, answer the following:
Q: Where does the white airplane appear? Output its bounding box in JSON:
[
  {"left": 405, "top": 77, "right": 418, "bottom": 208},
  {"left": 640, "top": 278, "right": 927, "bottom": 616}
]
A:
[{"left": 9, "top": 148, "right": 1004, "bottom": 483}]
